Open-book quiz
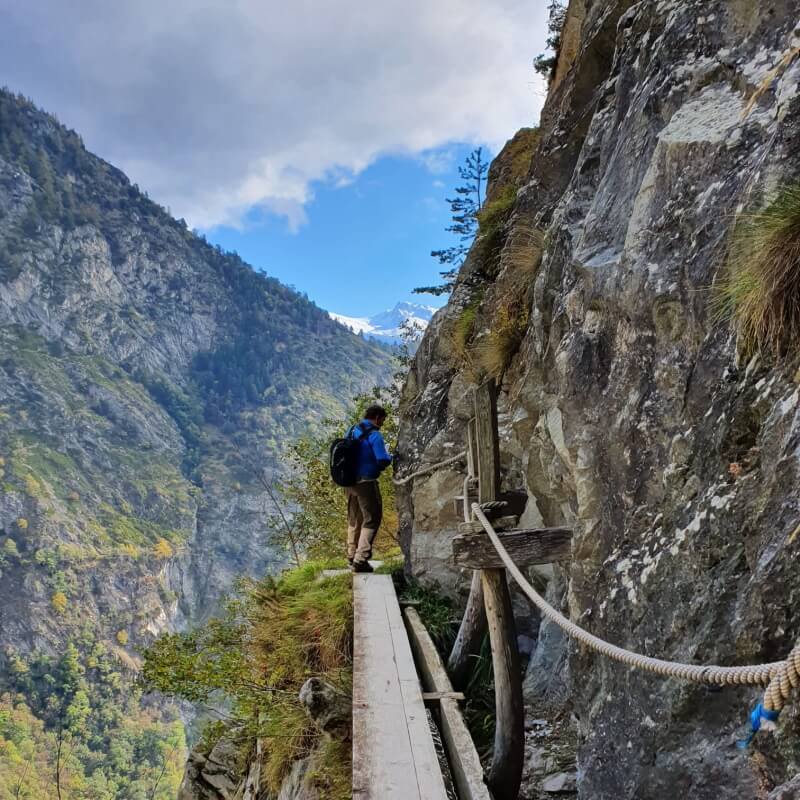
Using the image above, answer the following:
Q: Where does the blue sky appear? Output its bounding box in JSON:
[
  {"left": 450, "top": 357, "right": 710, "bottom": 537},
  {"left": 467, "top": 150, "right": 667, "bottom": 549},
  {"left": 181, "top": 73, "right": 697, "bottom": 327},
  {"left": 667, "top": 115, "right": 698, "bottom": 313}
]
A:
[
  {"left": 0, "top": 1, "right": 548, "bottom": 319},
  {"left": 205, "top": 143, "right": 484, "bottom": 317}
]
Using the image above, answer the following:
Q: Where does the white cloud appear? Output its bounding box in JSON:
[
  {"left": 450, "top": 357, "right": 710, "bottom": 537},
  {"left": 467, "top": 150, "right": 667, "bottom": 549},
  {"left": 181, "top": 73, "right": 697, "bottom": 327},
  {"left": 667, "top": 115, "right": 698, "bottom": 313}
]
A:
[
  {"left": 419, "top": 148, "right": 457, "bottom": 175},
  {"left": 0, "top": 0, "right": 549, "bottom": 230}
]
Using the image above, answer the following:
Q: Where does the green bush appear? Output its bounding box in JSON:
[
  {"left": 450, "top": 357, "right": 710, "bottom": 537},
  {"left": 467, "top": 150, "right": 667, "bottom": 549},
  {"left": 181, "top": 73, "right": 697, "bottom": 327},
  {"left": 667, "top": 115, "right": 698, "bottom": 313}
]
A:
[{"left": 142, "top": 562, "right": 353, "bottom": 796}]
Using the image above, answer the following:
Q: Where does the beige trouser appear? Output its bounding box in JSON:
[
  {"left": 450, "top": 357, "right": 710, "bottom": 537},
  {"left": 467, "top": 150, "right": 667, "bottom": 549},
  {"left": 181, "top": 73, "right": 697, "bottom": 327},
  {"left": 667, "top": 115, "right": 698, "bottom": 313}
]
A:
[{"left": 345, "top": 481, "right": 383, "bottom": 564}]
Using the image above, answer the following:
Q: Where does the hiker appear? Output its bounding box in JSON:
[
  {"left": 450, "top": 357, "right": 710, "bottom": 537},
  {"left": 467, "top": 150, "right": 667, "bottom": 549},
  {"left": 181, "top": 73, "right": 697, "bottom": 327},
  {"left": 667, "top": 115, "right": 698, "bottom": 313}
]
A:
[{"left": 345, "top": 404, "right": 392, "bottom": 573}]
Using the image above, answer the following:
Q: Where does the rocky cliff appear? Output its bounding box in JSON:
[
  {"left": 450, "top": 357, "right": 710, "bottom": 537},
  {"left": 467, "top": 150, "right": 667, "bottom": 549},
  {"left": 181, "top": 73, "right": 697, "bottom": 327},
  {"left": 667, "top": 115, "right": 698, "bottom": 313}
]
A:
[
  {"left": 399, "top": 2, "right": 800, "bottom": 798},
  {"left": 0, "top": 89, "right": 391, "bottom": 794}
]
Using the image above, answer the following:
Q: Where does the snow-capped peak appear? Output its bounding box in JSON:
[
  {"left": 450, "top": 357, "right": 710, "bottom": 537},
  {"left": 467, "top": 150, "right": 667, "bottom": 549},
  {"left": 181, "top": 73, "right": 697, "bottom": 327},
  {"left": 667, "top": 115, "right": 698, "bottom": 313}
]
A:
[{"left": 329, "top": 302, "right": 439, "bottom": 345}]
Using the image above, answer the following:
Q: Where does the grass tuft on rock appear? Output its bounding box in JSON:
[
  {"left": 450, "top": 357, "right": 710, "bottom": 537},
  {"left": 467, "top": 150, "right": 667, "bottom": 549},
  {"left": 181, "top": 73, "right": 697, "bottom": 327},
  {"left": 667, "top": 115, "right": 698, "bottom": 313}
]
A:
[
  {"left": 715, "top": 186, "right": 800, "bottom": 358},
  {"left": 472, "top": 226, "right": 543, "bottom": 380}
]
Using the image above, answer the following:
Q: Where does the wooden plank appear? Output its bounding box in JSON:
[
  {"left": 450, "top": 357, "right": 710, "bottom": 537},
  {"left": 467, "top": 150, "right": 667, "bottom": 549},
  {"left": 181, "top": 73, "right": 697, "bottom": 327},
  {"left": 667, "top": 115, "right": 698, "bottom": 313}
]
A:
[
  {"left": 384, "top": 580, "right": 449, "bottom": 799},
  {"left": 481, "top": 569, "right": 524, "bottom": 800},
  {"left": 452, "top": 527, "right": 572, "bottom": 569},
  {"left": 422, "top": 691, "right": 465, "bottom": 702},
  {"left": 404, "top": 608, "right": 493, "bottom": 800},
  {"left": 352, "top": 575, "right": 449, "bottom": 800},
  {"left": 457, "top": 516, "right": 518, "bottom": 534}
]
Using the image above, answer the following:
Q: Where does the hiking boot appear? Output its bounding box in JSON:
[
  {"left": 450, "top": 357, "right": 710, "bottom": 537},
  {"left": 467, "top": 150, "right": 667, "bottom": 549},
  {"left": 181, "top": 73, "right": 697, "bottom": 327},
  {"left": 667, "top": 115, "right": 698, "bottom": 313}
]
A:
[{"left": 352, "top": 560, "right": 374, "bottom": 574}]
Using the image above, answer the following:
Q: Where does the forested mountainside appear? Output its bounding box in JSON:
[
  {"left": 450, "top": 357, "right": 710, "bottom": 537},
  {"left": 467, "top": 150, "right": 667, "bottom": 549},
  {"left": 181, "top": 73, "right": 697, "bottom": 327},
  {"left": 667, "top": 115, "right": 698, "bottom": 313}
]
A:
[
  {"left": 0, "top": 88, "right": 392, "bottom": 797},
  {"left": 399, "top": 1, "right": 800, "bottom": 798}
]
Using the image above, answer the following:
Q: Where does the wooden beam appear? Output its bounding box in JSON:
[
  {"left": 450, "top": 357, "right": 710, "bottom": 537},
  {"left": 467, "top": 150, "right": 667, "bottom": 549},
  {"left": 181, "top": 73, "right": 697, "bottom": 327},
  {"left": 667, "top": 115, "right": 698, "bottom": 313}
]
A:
[
  {"left": 482, "top": 569, "right": 524, "bottom": 800},
  {"left": 446, "top": 571, "right": 487, "bottom": 690},
  {"left": 421, "top": 691, "right": 466, "bottom": 703},
  {"left": 475, "top": 381, "right": 500, "bottom": 503},
  {"left": 457, "top": 516, "right": 518, "bottom": 534},
  {"left": 466, "top": 417, "right": 477, "bottom": 479},
  {"left": 403, "top": 608, "right": 492, "bottom": 800},
  {"left": 452, "top": 527, "right": 572, "bottom": 569},
  {"left": 403, "top": 609, "right": 455, "bottom": 695}
]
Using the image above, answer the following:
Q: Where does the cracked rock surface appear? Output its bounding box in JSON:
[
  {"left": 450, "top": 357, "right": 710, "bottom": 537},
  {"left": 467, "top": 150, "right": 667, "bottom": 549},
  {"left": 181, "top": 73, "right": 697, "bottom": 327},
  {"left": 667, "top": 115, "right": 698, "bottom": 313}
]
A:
[{"left": 399, "top": 2, "right": 800, "bottom": 797}]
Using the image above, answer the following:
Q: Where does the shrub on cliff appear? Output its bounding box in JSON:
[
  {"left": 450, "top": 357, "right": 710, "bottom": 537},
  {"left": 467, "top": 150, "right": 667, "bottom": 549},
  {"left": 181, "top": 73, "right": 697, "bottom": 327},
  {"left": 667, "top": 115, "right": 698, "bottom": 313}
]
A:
[
  {"left": 141, "top": 562, "right": 353, "bottom": 797},
  {"left": 716, "top": 186, "right": 800, "bottom": 358}
]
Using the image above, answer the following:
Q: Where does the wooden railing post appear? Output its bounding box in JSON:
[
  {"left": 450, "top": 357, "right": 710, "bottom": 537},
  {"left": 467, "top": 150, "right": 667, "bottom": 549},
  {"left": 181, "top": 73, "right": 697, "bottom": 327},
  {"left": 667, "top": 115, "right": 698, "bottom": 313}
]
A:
[
  {"left": 474, "top": 380, "right": 524, "bottom": 800},
  {"left": 448, "top": 414, "right": 488, "bottom": 688}
]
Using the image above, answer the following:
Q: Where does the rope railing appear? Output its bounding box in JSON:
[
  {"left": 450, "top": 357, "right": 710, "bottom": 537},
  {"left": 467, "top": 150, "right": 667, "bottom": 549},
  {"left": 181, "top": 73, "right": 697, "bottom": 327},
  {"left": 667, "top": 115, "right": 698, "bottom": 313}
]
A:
[
  {"left": 471, "top": 503, "right": 800, "bottom": 744},
  {"left": 393, "top": 451, "right": 467, "bottom": 486}
]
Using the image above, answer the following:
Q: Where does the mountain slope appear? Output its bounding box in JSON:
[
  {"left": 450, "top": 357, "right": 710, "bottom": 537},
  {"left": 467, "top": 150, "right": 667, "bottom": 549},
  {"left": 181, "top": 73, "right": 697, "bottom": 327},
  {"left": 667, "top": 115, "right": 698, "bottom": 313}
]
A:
[{"left": 0, "top": 88, "right": 392, "bottom": 795}]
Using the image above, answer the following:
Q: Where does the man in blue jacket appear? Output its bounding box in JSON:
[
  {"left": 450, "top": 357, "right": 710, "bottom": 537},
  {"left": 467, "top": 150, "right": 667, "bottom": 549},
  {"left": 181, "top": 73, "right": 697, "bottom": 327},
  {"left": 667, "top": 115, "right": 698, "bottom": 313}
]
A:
[{"left": 346, "top": 404, "right": 393, "bottom": 573}]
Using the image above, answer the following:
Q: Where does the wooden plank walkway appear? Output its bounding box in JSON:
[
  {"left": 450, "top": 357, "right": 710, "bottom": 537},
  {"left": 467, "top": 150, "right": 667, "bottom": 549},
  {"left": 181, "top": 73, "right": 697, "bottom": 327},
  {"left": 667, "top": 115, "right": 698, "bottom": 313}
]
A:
[{"left": 352, "top": 574, "right": 449, "bottom": 800}]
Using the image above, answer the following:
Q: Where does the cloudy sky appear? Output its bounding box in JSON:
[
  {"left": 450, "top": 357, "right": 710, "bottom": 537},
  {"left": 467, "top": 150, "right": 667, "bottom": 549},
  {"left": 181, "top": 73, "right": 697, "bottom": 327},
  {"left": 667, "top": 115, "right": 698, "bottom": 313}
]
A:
[{"left": 0, "top": 0, "right": 549, "bottom": 314}]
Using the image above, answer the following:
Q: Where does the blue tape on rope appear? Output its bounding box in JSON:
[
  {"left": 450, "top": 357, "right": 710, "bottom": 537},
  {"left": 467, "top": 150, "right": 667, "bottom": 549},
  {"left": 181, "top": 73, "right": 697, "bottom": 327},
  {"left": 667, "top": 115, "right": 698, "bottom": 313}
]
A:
[{"left": 737, "top": 703, "right": 781, "bottom": 749}]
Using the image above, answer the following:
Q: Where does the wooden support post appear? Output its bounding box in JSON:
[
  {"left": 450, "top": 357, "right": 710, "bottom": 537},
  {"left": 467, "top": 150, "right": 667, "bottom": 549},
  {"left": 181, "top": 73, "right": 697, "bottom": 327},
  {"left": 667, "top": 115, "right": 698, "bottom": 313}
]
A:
[
  {"left": 482, "top": 568, "right": 524, "bottom": 800},
  {"left": 447, "top": 570, "right": 487, "bottom": 689},
  {"left": 468, "top": 380, "right": 524, "bottom": 799},
  {"left": 448, "top": 401, "right": 493, "bottom": 687},
  {"left": 448, "top": 411, "right": 488, "bottom": 688},
  {"left": 474, "top": 381, "right": 500, "bottom": 504}
]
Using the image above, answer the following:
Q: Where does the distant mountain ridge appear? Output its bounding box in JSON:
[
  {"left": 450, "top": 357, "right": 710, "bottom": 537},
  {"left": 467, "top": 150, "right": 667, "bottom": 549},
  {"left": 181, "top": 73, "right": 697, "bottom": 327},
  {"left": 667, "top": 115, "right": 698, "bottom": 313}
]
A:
[{"left": 330, "top": 301, "right": 439, "bottom": 344}]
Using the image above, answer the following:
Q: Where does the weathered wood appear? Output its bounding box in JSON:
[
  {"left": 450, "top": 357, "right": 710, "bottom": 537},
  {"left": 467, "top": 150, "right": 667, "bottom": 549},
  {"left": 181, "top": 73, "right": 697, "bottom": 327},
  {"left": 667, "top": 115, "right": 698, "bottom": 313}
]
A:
[
  {"left": 449, "top": 381, "right": 504, "bottom": 695},
  {"left": 404, "top": 607, "right": 492, "bottom": 800},
  {"left": 457, "top": 516, "right": 518, "bottom": 534},
  {"left": 421, "top": 691, "right": 465, "bottom": 703},
  {"left": 482, "top": 569, "right": 524, "bottom": 800},
  {"left": 466, "top": 417, "right": 477, "bottom": 479},
  {"left": 453, "top": 527, "right": 572, "bottom": 569},
  {"left": 447, "top": 571, "right": 487, "bottom": 690},
  {"left": 475, "top": 381, "right": 500, "bottom": 503},
  {"left": 352, "top": 575, "right": 449, "bottom": 800}
]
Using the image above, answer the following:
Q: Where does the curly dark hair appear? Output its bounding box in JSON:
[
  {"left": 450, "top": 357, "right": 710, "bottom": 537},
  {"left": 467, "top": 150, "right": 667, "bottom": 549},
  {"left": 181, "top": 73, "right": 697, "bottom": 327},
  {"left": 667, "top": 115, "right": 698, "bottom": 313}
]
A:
[{"left": 364, "top": 404, "right": 388, "bottom": 421}]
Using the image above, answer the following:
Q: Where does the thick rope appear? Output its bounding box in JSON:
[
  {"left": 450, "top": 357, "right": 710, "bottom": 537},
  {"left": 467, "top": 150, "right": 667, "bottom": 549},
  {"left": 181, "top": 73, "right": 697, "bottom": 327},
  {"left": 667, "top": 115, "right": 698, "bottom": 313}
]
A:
[
  {"left": 471, "top": 504, "right": 797, "bottom": 696},
  {"left": 392, "top": 451, "right": 467, "bottom": 486}
]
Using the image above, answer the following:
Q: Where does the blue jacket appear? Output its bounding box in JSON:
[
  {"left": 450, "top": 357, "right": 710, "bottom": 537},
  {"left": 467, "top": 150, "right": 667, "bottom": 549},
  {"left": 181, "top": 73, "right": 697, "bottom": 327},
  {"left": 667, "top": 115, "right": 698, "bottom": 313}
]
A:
[{"left": 349, "top": 420, "right": 392, "bottom": 480}]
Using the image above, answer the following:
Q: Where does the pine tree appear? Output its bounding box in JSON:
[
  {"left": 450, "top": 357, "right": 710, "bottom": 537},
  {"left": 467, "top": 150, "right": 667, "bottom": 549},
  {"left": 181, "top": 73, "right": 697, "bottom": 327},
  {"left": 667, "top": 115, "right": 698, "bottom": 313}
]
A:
[
  {"left": 414, "top": 147, "right": 488, "bottom": 296},
  {"left": 534, "top": 1, "right": 568, "bottom": 80}
]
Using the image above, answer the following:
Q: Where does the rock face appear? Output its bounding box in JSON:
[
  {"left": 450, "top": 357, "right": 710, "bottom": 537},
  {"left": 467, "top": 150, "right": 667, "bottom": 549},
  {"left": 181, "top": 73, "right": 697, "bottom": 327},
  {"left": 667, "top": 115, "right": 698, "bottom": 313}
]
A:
[
  {"left": 299, "top": 677, "right": 352, "bottom": 740},
  {"left": 399, "top": 2, "right": 800, "bottom": 798}
]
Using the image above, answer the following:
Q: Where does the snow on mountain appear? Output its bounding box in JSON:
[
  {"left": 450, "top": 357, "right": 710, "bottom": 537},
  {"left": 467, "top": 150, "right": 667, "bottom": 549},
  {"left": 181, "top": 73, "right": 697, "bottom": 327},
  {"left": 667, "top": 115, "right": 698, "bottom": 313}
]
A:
[
  {"left": 329, "top": 312, "right": 374, "bottom": 335},
  {"left": 329, "top": 302, "right": 439, "bottom": 345}
]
